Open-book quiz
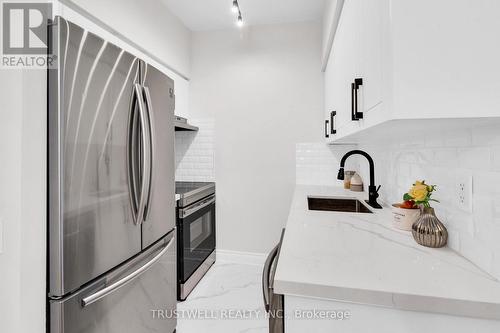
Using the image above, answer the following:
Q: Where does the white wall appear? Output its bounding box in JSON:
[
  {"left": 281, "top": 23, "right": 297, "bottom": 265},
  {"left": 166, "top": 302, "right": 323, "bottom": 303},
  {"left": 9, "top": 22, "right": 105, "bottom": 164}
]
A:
[
  {"left": 296, "top": 143, "right": 356, "bottom": 186},
  {"left": 0, "top": 70, "right": 46, "bottom": 333},
  {"left": 189, "top": 21, "right": 324, "bottom": 253}
]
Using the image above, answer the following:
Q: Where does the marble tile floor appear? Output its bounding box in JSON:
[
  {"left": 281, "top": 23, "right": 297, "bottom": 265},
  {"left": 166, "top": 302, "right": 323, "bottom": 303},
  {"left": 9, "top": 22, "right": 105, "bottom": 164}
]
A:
[{"left": 177, "top": 261, "right": 268, "bottom": 333}]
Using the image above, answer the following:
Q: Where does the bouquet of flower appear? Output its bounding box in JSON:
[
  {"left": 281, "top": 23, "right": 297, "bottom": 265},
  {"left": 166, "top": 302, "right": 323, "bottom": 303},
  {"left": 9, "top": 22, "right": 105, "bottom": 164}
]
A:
[{"left": 402, "top": 180, "right": 438, "bottom": 208}]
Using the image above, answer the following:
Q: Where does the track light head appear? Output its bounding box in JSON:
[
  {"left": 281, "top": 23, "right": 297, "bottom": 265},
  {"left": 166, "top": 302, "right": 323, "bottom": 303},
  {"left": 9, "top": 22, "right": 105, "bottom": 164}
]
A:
[{"left": 232, "top": 0, "right": 239, "bottom": 13}]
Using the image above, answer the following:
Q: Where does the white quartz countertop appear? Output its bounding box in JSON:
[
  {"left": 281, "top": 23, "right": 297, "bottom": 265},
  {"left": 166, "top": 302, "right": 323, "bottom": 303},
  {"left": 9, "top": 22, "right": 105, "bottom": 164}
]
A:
[{"left": 274, "top": 185, "right": 500, "bottom": 320}]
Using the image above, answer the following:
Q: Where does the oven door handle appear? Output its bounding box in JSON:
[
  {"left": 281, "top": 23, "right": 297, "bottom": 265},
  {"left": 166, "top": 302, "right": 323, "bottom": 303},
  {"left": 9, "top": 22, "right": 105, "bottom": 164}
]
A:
[{"left": 179, "top": 196, "right": 215, "bottom": 218}]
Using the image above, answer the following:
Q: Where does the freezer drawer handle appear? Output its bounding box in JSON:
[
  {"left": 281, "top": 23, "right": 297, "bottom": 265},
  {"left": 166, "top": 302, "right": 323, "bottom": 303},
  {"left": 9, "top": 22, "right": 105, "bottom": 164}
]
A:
[{"left": 81, "top": 236, "right": 174, "bottom": 307}]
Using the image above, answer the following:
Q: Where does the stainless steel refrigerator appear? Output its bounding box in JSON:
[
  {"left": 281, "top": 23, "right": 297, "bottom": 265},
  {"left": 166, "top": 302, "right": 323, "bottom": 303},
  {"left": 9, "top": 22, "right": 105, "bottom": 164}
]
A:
[{"left": 48, "top": 16, "right": 176, "bottom": 333}]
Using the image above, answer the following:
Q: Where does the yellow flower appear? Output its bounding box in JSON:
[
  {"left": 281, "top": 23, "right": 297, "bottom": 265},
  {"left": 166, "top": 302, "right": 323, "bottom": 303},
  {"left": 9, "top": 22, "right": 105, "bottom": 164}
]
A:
[{"left": 409, "top": 184, "right": 428, "bottom": 201}]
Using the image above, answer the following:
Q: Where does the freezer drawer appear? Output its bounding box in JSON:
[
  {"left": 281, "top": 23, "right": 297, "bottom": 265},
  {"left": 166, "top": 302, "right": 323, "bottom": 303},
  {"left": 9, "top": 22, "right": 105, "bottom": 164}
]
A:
[{"left": 50, "top": 232, "right": 177, "bottom": 333}]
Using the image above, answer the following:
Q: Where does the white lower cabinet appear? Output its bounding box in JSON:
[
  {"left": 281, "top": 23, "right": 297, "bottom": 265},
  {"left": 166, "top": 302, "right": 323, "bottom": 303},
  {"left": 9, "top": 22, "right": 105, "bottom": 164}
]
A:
[
  {"left": 323, "top": 0, "right": 500, "bottom": 143},
  {"left": 284, "top": 295, "right": 500, "bottom": 333}
]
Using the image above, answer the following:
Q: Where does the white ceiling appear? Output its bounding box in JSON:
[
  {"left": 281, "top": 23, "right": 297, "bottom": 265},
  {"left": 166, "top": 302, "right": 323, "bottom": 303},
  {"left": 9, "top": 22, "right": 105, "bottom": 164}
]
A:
[{"left": 162, "top": 0, "right": 326, "bottom": 31}]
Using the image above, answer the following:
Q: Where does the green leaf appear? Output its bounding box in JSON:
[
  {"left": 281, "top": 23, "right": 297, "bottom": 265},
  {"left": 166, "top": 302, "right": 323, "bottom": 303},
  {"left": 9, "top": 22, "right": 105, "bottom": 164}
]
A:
[{"left": 403, "top": 193, "right": 413, "bottom": 201}]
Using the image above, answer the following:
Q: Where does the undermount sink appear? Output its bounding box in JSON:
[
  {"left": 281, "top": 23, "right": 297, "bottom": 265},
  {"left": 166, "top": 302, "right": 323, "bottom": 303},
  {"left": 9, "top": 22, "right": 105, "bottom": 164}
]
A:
[{"left": 307, "top": 196, "right": 373, "bottom": 214}]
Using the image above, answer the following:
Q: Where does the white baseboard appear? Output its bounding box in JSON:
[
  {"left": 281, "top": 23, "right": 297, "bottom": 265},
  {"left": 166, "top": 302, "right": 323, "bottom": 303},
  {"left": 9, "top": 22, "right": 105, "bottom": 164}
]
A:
[{"left": 216, "top": 249, "right": 267, "bottom": 266}]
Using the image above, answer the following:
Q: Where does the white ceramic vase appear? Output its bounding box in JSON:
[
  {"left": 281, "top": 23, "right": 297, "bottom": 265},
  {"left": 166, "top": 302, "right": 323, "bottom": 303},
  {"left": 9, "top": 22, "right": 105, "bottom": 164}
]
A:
[{"left": 391, "top": 204, "right": 421, "bottom": 231}]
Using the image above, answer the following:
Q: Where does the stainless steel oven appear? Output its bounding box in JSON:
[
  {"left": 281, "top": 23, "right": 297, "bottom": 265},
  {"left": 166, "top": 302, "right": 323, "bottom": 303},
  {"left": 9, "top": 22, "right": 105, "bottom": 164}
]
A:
[{"left": 176, "top": 182, "right": 216, "bottom": 301}]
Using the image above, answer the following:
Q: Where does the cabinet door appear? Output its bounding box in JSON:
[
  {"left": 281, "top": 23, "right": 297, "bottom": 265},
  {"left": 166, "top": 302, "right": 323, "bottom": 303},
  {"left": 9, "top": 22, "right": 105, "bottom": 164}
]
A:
[
  {"left": 324, "top": 59, "right": 334, "bottom": 141},
  {"left": 358, "top": 0, "right": 384, "bottom": 114},
  {"left": 392, "top": 0, "right": 500, "bottom": 119},
  {"left": 333, "top": 0, "right": 355, "bottom": 131},
  {"left": 324, "top": 4, "right": 349, "bottom": 140},
  {"left": 324, "top": 0, "right": 369, "bottom": 140},
  {"left": 324, "top": 39, "right": 344, "bottom": 141}
]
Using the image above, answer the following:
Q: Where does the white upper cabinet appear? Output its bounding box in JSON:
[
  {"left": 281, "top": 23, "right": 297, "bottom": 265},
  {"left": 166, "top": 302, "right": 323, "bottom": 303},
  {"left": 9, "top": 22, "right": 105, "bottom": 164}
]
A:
[
  {"left": 323, "top": 0, "right": 500, "bottom": 143},
  {"left": 324, "top": 0, "right": 360, "bottom": 142},
  {"left": 357, "top": 0, "right": 384, "bottom": 114}
]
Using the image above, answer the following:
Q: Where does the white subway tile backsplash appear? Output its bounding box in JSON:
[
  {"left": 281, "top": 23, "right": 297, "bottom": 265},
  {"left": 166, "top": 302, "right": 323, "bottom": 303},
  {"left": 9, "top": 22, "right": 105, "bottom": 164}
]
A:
[
  {"left": 431, "top": 148, "right": 458, "bottom": 167},
  {"left": 295, "top": 143, "right": 356, "bottom": 186},
  {"left": 175, "top": 118, "right": 215, "bottom": 182},
  {"left": 472, "top": 195, "right": 494, "bottom": 222},
  {"left": 443, "top": 129, "right": 472, "bottom": 147},
  {"left": 492, "top": 146, "right": 500, "bottom": 171},
  {"left": 457, "top": 147, "right": 492, "bottom": 170},
  {"left": 474, "top": 171, "right": 500, "bottom": 195},
  {"left": 424, "top": 136, "right": 445, "bottom": 148},
  {"left": 471, "top": 125, "right": 500, "bottom": 146},
  {"left": 397, "top": 163, "right": 411, "bottom": 177},
  {"left": 361, "top": 127, "right": 500, "bottom": 279}
]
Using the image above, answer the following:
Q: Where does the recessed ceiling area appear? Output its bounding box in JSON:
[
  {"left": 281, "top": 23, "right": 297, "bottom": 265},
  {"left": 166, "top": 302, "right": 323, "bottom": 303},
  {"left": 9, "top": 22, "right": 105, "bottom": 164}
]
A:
[{"left": 162, "top": 0, "right": 326, "bottom": 31}]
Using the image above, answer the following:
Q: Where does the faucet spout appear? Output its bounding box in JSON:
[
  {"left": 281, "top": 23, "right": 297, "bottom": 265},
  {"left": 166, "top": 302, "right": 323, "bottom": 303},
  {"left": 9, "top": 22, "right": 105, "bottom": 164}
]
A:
[{"left": 337, "top": 150, "right": 382, "bottom": 209}]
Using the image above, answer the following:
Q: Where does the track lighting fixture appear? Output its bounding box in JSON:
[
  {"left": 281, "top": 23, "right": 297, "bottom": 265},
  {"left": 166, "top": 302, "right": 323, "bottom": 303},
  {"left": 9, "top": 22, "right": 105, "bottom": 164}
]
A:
[
  {"left": 232, "top": 0, "right": 239, "bottom": 13},
  {"left": 231, "top": 0, "right": 244, "bottom": 28}
]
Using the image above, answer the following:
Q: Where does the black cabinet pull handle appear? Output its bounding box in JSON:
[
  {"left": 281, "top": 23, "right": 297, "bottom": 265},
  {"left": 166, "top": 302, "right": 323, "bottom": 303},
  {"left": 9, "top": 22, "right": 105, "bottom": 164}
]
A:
[
  {"left": 330, "top": 111, "right": 337, "bottom": 134},
  {"left": 325, "top": 120, "right": 330, "bottom": 138},
  {"left": 351, "top": 78, "right": 364, "bottom": 121},
  {"left": 351, "top": 82, "right": 356, "bottom": 121}
]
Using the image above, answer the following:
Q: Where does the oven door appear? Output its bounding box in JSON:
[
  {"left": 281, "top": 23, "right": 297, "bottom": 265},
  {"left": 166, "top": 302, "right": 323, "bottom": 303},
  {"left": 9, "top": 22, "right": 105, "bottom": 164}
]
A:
[{"left": 178, "top": 195, "right": 216, "bottom": 285}]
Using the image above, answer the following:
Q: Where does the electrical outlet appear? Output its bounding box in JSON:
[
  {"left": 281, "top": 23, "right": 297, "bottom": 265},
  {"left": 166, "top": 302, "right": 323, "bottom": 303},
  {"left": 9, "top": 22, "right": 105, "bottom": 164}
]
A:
[{"left": 456, "top": 175, "right": 473, "bottom": 213}]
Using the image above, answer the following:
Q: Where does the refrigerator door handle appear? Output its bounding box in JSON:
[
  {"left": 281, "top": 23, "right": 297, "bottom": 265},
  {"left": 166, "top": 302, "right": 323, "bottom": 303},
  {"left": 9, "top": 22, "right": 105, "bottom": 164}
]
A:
[
  {"left": 142, "top": 86, "right": 155, "bottom": 222},
  {"left": 133, "top": 83, "right": 150, "bottom": 225},
  {"left": 128, "top": 84, "right": 143, "bottom": 224},
  {"left": 81, "top": 235, "right": 174, "bottom": 307}
]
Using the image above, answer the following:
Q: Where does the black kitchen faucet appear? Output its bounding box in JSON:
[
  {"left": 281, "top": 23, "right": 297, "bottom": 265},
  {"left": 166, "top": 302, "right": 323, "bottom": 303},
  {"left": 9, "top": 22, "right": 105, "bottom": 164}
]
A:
[{"left": 337, "top": 150, "right": 382, "bottom": 209}]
